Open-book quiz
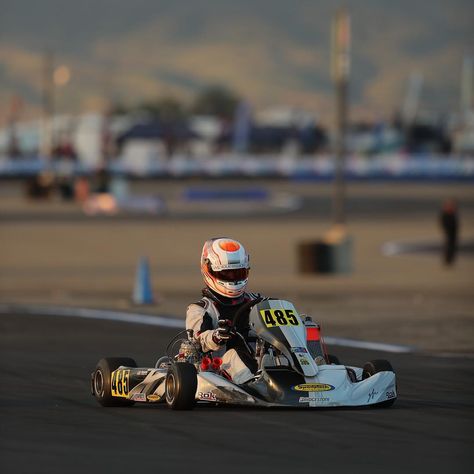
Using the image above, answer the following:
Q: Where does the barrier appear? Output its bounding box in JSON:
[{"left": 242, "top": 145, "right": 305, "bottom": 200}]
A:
[
  {"left": 1, "top": 155, "right": 473, "bottom": 180},
  {"left": 183, "top": 187, "right": 269, "bottom": 201},
  {"left": 298, "top": 228, "right": 353, "bottom": 274}
]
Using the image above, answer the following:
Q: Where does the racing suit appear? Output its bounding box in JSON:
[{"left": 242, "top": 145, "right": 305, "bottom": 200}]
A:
[{"left": 186, "top": 288, "right": 264, "bottom": 384}]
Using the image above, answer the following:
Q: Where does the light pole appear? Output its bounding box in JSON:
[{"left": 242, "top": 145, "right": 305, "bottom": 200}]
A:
[
  {"left": 41, "top": 51, "right": 54, "bottom": 158},
  {"left": 331, "top": 8, "right": 351, "bottom": 226},
  {"left": 41, "top": 51, "right": 71, "bottom": 158},
  {"left": 297, "top": 8, "right": 353, "bottom": 274}
]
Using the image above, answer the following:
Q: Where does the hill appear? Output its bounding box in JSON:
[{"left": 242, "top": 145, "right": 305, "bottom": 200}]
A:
[{"left": 1, "top": 0, "right": 472, "bottom": 124}]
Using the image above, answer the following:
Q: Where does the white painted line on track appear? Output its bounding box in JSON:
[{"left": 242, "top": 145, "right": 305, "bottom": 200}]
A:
[
  {"left": 0, "top": 304, "right": 183, "bottom": 329},
  {"left": 324, "top": 336, "right": 414, "bottom": 353},
  {"left": 0, "top": 303, "right": 415, "bottom": 353}
]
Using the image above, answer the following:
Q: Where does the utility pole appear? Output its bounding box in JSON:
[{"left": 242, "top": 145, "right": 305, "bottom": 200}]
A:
[
  {"left": 461, "top": 56, "right": 473, "bottom": 113},
  {"left": 402, "top": 71, "right": 423, "bottom": 126},
  {"left": 331, "top": 8, "right": 351, "bottom": 226},
  {"left": 296, "top": 9, "right": 353, "bottom": 275},
  {"left": 41, "top": 50, "right": 55, "bottom": 158}
]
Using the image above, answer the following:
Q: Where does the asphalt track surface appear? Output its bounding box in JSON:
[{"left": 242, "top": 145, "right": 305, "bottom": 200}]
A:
[{"left": 1, "top": 313, "right": 473, "bottom": 474}]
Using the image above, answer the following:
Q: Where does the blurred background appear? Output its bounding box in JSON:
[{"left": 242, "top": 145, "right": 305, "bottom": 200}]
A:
[{"left": 1, "top": 0, "right": 473, "bottom": 352}]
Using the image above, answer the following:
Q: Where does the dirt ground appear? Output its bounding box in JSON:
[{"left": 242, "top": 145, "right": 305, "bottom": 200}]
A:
[{"left": 1, "top": 180, "right": 473, "bottom": 353}]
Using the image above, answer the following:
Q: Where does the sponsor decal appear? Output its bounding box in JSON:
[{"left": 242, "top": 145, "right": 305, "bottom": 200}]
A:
[
  {"left": 198, "top": 391, "right": 217, "bottom": 402},
  {"left": 291, "top": 347, "right": 308, "bottom": 354},
  {"left": 367, "top": 388, "right": 379, "bottom": 402},
  {"left": 386, "top": 390, "right": 396, "bottom": 399},
  {"left": 147, "top": 394, "right": 161, "bottom": 402},
  {"left": 136, "top": 370, "right": 149, "bottom": 376},
  {"left": 299, "top": 396, "right": 330, "bottom": 403},
  {"left": 291, "top": 383, "right": 335, "bottom": 392},
  {"left": 130, "top": 393, "right": 146, "bottom": 402},
  {"left": 298, "top": 357, "right": 310, "bottom": 366}
]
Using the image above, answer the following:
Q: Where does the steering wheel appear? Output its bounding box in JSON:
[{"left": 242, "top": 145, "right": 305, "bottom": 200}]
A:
[{"left": 231, "top": 297, "right": 263, "bottom": 329}]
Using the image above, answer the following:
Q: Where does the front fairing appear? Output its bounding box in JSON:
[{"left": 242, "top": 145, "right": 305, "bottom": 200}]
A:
[{"left": 249, "top": 300, "right": 319, "bottom": 377}]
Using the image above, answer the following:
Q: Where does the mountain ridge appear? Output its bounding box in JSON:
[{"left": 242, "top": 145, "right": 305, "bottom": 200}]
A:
[{"left": 1, "top": 0, "right": 472, "bottom": 124}]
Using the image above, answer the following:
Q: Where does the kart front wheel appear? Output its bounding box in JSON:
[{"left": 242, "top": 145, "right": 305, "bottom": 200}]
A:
[
  {"left": 362, "top": 359, "right": 396, "bottom": 408},
  {"left": 165, "top": 362, "right": 197, "bottom": 410},
  {"left": 92, "top": 357, "right": 137, "bottom": 407}
]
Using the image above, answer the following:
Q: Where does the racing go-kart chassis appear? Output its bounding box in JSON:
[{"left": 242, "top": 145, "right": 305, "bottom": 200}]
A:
[{"left": 91, "top": 299, "right": 397, "bottom": 410}]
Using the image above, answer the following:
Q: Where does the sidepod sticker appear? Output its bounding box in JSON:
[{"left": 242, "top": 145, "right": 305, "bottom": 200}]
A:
[{"left": 291, "top": 383, "right": 335, "bottom": 392}]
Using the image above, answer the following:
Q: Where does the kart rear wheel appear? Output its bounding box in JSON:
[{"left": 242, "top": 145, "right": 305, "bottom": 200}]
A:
[
  {"left": 92, "top": 357, "right": 137, "bottom": 407},
  {"left": 165, "top": 362, "right": 197, "bottom": 410},
  {"left": 155, "top": 356, "right": 171, "bottom": 369},
  {"left": 362, "top": 359, "right": 396, "bottom": 408},
  {"left": 362, "top": 359, "right": 394, "bottom": 379}
]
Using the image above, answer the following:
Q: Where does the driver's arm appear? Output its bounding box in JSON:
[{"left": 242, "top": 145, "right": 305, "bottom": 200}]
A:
[{"left": 186, "top": 303, "right": 221, "bottom": 352}]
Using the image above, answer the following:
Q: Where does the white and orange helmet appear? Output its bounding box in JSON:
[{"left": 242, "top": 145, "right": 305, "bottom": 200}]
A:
[{"left": 201, "top": 237, "right": 250, "bottom": 298}]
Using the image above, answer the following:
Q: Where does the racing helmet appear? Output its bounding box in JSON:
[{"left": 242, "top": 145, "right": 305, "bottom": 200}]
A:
[{"left": 201, "top": 237, "right": 250, "bottom": 298}]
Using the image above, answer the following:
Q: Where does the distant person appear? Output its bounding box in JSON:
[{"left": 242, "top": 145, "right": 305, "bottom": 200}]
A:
[
  {"left": 7, "top": 134, "right": 22, "bottom": 158},
  {"left": 25, "top": 172, "right": 54, "bottom": 199},
  {"left": 439, "top": 199, "right": 459, "bottom": 266},
  {"left": 52, "top": 141, "right": 78, "bottom": 161},
  {"left": 74, "top": 176, "right": 90, "bottom": 202},
  {"left": 94, "top": 167, "right": 110, "bottom": 193}
]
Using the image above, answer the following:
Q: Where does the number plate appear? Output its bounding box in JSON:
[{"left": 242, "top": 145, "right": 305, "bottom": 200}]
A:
[
  {"left": 111, "top": 369, "right": 130, "bottom": 398},
  {"left": 260, "top": 309, "right": 300, "bottom": 328}
]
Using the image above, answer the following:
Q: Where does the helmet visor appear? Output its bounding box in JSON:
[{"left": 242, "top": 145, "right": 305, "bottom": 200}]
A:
[{"left": 209, "top": 267, "right": 249, "bottom": 282}]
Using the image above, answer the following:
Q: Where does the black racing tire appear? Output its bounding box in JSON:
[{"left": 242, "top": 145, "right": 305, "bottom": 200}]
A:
[
  {"left": 362, "top": 359, "right": 394, "bottom": 379},
  {"left": 362, "top": 359, "right": 396, "bottom": 408},
  {"left": 327, "top": 354, "right": 341, "bottom": 365},
  {"left": 92, "top": 357, "right": 137, "bottom": 407},
  {"left": 165, "top": 362, "right": 197, "bottom": 410}
]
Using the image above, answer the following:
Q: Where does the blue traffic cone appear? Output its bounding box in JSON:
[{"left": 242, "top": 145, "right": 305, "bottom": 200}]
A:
[{"left": 133, "top": 256, "right": 154, "bottom": 304}]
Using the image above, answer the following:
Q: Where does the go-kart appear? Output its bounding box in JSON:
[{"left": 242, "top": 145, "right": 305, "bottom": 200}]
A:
[{"left": 91, "top": 299, "right": 397, "bottom": 410}]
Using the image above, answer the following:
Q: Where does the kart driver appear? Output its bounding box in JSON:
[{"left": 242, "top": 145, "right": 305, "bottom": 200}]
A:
[{"left": 186, "top": 237, "right": 265, "bottom": 385}]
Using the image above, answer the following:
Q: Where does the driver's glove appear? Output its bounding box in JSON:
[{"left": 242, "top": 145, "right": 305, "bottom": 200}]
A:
[{"left": 212, "top": 319, "right": 234, "bottom": 345}]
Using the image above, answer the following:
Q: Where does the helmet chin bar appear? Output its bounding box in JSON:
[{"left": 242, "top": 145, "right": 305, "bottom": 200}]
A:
[{"left": 216, "top": 280, "right": 247, "bottom": 297}]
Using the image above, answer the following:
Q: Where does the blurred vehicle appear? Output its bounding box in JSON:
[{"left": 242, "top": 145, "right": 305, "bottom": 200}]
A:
[{"left": 83, "top": 193, "right": 165, "bottom": 216}]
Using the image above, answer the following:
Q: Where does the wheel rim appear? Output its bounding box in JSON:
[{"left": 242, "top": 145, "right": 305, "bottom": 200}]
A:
[
  {"left": 155, "top": 356, "right": 170, "bottom": 369},
  {"left": 94, "top": 370, "right": 104, "bottom": 396},
  {"left": 166, "top": 373, "right": 176, "bottom": 404}
]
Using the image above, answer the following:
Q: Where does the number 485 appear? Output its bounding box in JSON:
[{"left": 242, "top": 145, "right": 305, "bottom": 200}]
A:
[{"left": 261, "top": 309, "right": 299, "bottom": 327}]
